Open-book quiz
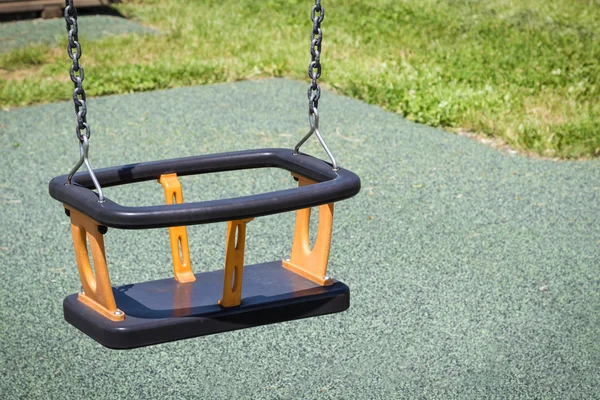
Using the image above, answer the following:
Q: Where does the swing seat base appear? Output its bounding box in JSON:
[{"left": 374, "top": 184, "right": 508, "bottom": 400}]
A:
[{"left": 63, "top": 261, "right": 349, "bottom": 349}]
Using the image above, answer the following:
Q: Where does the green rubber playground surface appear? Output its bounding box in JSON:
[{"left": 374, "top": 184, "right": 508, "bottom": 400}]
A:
[
  {"left": 0, "top": 15, "right": 155, "bottom": 53},
  {"left": 0, "top": 79, "right": 599, "bottom": 398}
]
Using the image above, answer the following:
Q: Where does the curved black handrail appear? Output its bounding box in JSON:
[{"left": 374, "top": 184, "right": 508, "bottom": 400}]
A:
[{"left": 49, "top": 148, "right": 361, "bottom": 229}]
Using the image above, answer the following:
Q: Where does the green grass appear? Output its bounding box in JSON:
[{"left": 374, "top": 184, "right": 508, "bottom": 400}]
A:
[{"left": 1, "top": 0, "right": 599, "bottom": 158}]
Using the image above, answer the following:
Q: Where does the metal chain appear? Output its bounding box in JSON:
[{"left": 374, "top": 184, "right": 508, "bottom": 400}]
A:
[
  {"left": 295, "top": 0, "right": 338, "bottom": 171},
  {"left": 307, "top": 0, "right": 324, "bottom": 113},
  {"left": 62, "top": 1, "right": 338, "bottom": 183},
  {"left": 64, "top": 0, "right": 104, "bottom": 201}
]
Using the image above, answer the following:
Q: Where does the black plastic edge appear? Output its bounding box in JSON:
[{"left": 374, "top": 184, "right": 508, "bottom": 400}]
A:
[
  {"left": 63, "top": 282, "right": 350, "bottom": 349},
  {"left": 49, "top": 148, "right": 361, "bottom": 229}
]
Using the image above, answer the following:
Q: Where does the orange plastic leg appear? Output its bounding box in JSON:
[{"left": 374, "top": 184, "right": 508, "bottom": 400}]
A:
[
  {"left": 219, "top": 218, "right": 253, "bottom": 307},
  {"left": 67, "top": 207, "right": 124, "bottom": 321},
  {"left": 158, "top": 173, "right": 195, "bottom": 283},
  {"left": 282, "top": 175, "right": 334, "bottom": 286}
]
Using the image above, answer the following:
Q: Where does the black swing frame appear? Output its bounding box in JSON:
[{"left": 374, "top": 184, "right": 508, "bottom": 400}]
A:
[
  {"left": 50, "top": 148, "right": 360, "bottom": 229},
  {"left": 50, "top": 148, "right": 361, "bottom": 349}
]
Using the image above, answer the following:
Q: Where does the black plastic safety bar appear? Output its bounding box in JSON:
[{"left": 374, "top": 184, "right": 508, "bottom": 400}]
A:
[{"left": 49, "top": 148, "right": 361, "bottom": 229}]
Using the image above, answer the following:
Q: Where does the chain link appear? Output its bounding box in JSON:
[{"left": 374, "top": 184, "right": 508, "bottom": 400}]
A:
[
  {"left": 64, "top": 0, "right": 104, "bottom": 201},
  {"left": 65, "top": 1, "right": 89, "bottom": 140},
  {"left": 307, "top": 0, "right": 324, "bottom": 113}
]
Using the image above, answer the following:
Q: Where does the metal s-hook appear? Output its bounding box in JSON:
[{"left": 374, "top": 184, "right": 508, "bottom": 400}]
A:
[
  {"left": 293, "top": 109, "right": 339, "bottom": 171},
  {"left": 68, "top": 135, "right": 105, "bottom": 203},
  {"left": 294, "top": 107, "right": 340, "bottom": 171}
]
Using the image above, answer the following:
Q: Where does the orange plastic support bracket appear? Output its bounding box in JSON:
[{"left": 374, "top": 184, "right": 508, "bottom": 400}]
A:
[
  {"left": 67, "top": 207, "right": 124, "bottom": 321},
  {"left": 282, "top": 175, "right": 334, "bottom": 286},
  {"left": 219, "top": 218, "right": 253, "bottom": 307},
  {"left": 158, "top": 173, "right": 195, "bottom": 283}
]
